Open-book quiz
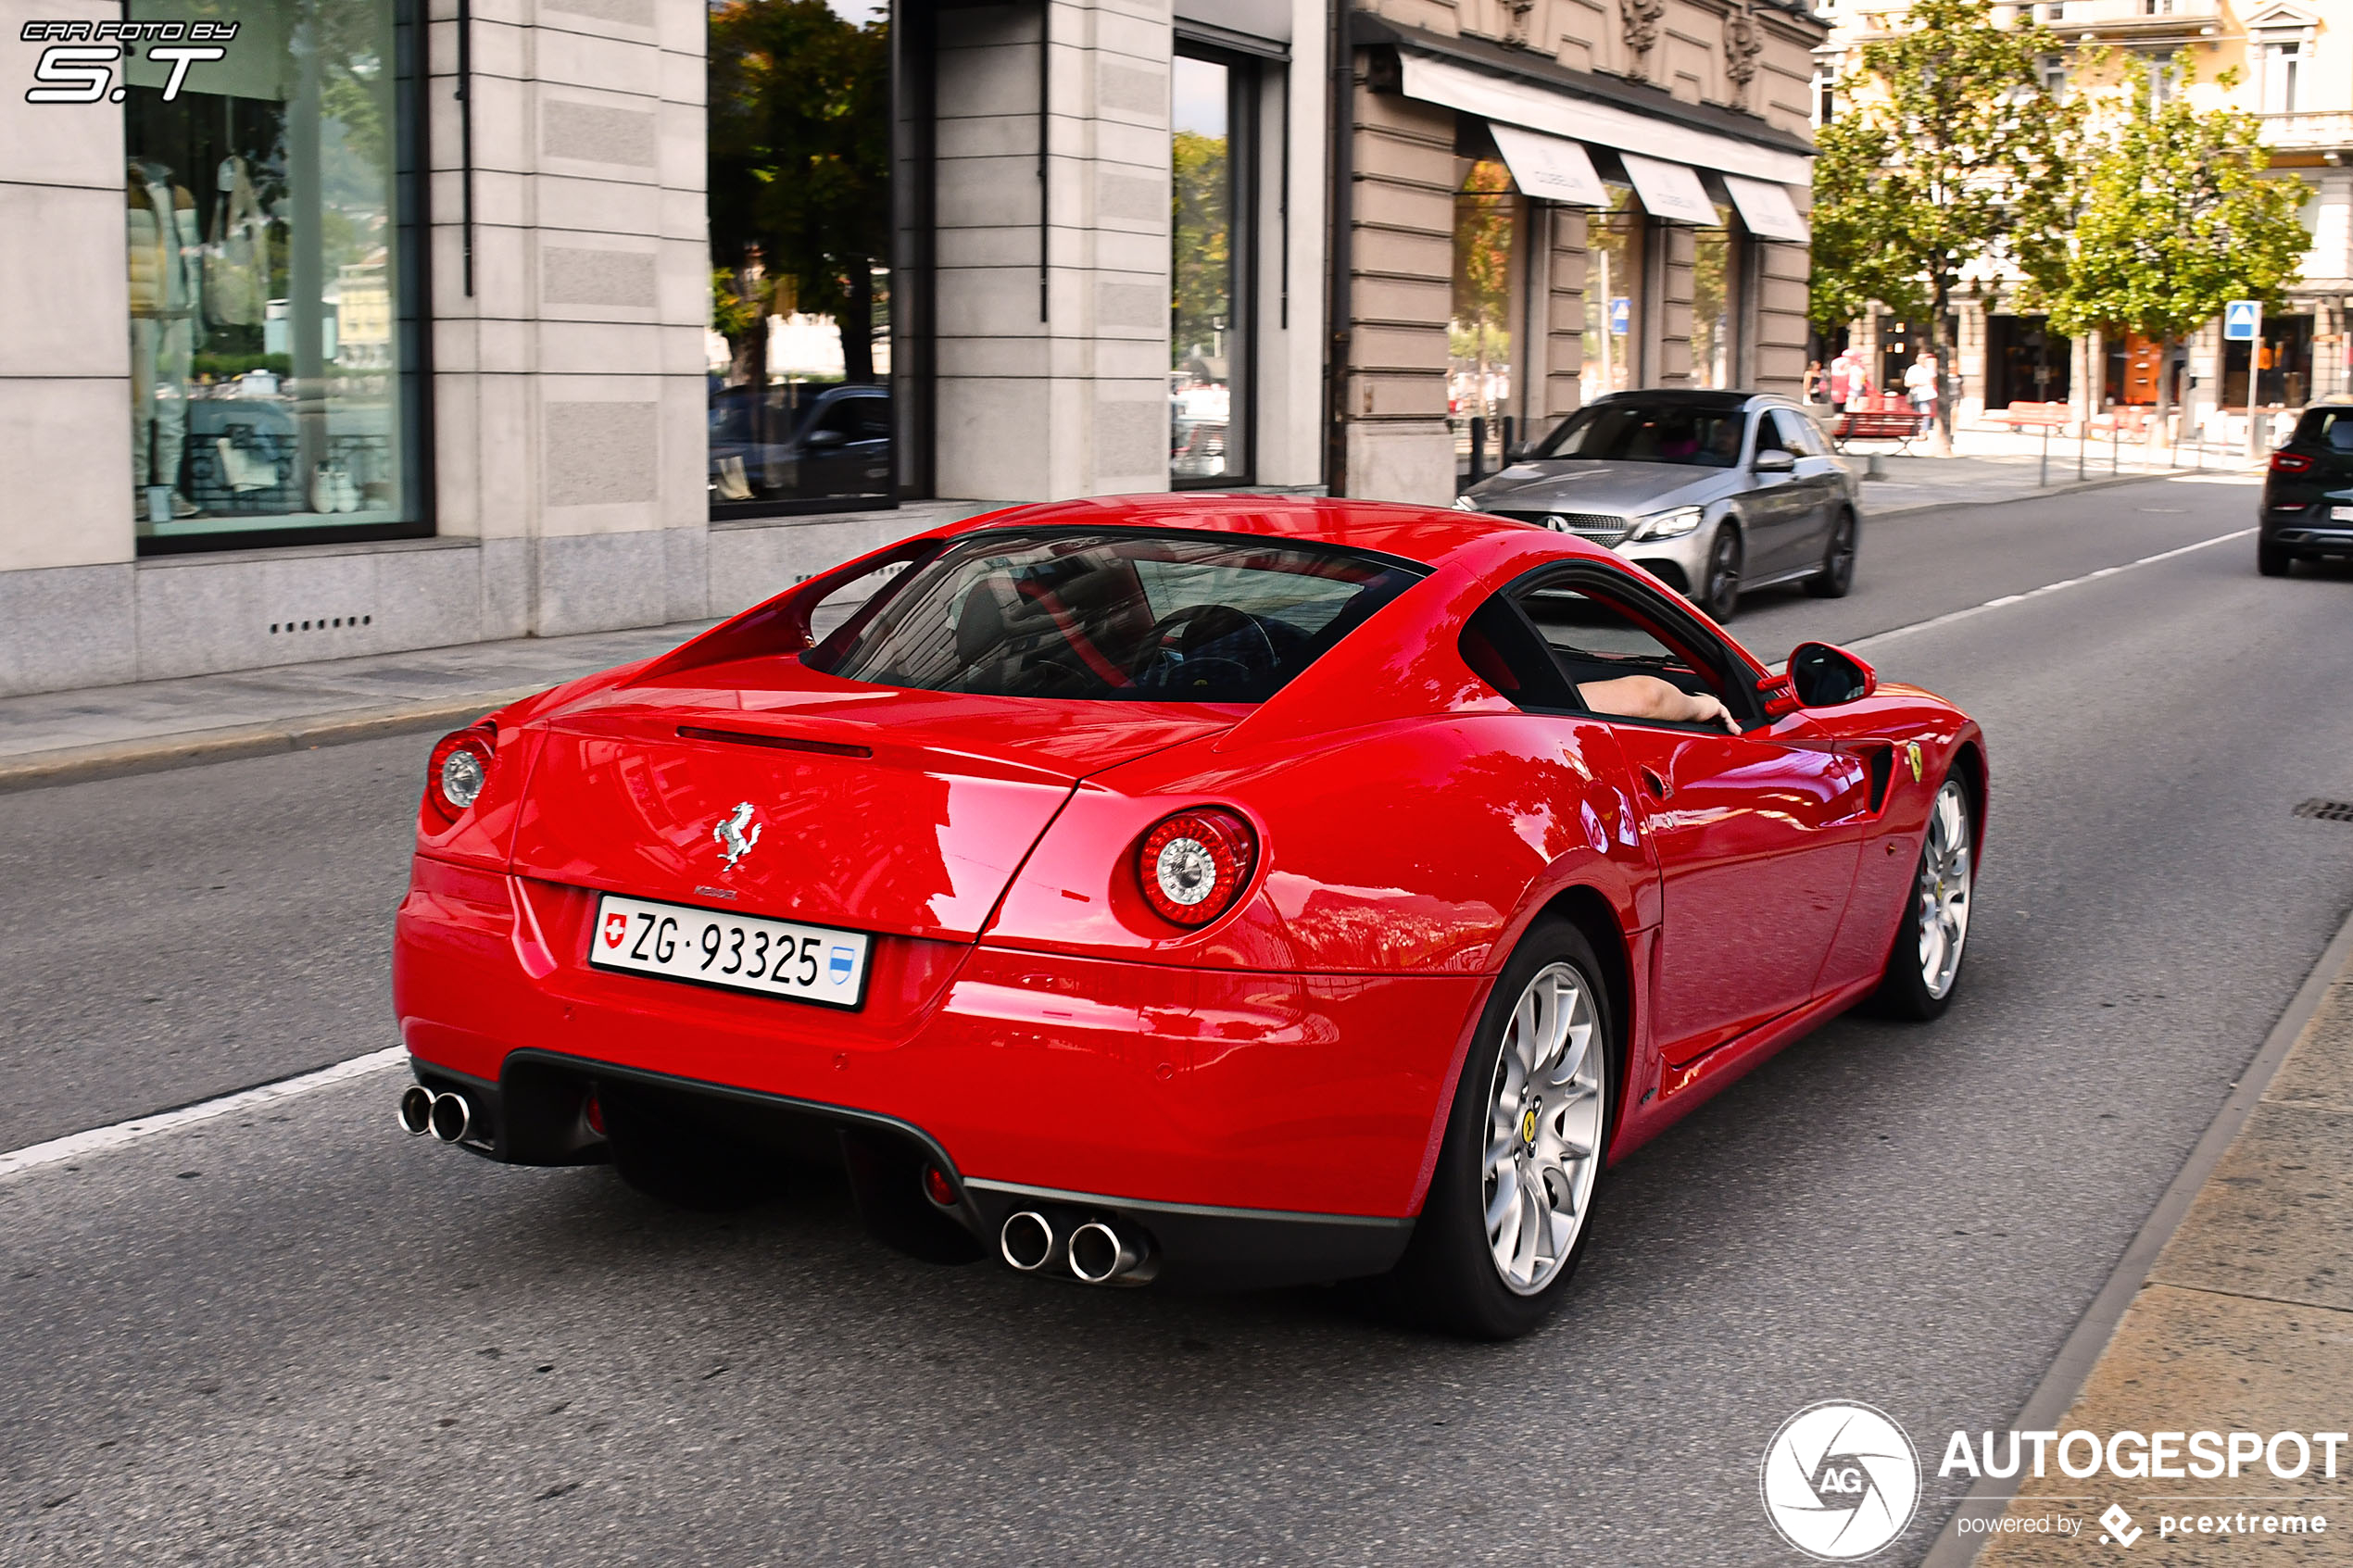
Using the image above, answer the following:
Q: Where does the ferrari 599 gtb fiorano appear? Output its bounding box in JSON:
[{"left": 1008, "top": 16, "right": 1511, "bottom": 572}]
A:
[{"left": 392, "top": 495, "right": 1983, "bottom": 1338}]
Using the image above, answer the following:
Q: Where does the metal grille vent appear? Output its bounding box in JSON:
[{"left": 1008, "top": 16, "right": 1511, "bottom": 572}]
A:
[
  {"left": 2294, "top": 799, "right": 2353, "bottom": 822},
  {"left": 1494, "top": 511, "right": 1630, "bottom": 547}
]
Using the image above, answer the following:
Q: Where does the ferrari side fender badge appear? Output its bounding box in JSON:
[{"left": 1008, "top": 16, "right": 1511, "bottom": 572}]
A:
[
  {"left": 714, "top": 801, "right": 762, "bottom": 869},
  {"left": 1906, "top": 742, "right": 1923, "bottom": 783}
]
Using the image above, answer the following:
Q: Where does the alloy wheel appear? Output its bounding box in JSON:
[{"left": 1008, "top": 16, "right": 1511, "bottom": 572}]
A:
[
  {"left": 1481, "top": 961, "right": 1606, "bottom": 1295},
  {"left": 1916, "top": 780, "right": 1972, "bottom": 999}
]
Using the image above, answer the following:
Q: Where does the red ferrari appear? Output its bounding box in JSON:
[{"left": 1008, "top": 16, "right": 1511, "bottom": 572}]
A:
[{"left": 392, "top": 495, "right": 1983, "bottom": 1337}]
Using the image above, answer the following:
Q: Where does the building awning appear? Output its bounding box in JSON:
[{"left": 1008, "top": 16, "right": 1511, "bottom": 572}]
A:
[
  {"left": 1725, "top": 174, "right": 1810, "bottom": 243},
  {"left": 1394, "top": 49, "right": 1813, "bottom": 187},
  {"left": 1488, "top": 124, "right": 1607, "bottom": 207},
  {"left": 1621, "top": 153, "right": 1718, "bottom": 225}
]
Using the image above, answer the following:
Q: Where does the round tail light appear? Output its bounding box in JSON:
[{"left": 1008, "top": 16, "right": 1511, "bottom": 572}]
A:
[
  {"left": 424, "top": 726, "right": 497, "bottom": 824},
  {"left": 1137, "top": 809, "right": 1257, "bottom": 927}
]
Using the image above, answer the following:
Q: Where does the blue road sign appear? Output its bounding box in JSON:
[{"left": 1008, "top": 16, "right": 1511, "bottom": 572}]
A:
[
  {"left": 2224, "top": 300, "right": 2259, "bottom": 340},
  {"left": 1608, "top": 297, "right": 1630, "bottom": 335}
]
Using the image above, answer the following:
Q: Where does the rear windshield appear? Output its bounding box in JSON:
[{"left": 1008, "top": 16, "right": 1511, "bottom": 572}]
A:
[
  {"left": 1533, "top": 402, "right": 1745, "bottom": 468},
  {"left": 2294, "top": 407, "right": 2353, "bottom": 451},
  {"left": 814, "top": 529, "right": 1424, "bottom": 702}
]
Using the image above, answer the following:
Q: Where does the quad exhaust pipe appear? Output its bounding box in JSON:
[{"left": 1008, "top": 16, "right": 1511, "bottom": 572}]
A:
[
  {"left": 397, "top": 1085, "right": 474, "bottom": 1145},
  {"left": 998, "top": 1208, "right": 1154, "bottom": 1286}
]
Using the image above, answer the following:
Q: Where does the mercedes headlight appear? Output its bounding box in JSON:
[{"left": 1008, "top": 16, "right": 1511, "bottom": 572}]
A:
[
  {"left": 1452, "top": 495, "right": 1478, "bottom": 511},
  {"left": 1627, "top": 505, "right": 1703, "bottom": 542}
]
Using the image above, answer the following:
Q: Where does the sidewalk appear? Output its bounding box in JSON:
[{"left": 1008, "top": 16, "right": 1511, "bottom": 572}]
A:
[
  {"left": 0, "top": 617, "right": 721, "bottom": 792},
  {"left": 0, "top": 438, "right": 2264, "bottom": 796},
  {"left": 1962, "top": 914, "right": 2353, "bottom": 1565},
  {"left": 1853, "top": 424, "right": 2261, "bottom": 519}
]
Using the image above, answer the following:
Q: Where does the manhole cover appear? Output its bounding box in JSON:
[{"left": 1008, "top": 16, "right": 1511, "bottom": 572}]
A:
[{"left": 2294, "top": 799, "right": 2353, "bottom": 822}]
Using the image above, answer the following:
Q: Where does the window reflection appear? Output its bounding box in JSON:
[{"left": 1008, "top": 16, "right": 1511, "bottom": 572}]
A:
[
  {"left": 1580, "top": 187, "right": 1644, "bottom": 401},
  {"left": 1171, "top": 54, "right": 1240, "bottom": 482},
  {"left": 1692, "top": 203, "right": 1737, "bottom": 389}
]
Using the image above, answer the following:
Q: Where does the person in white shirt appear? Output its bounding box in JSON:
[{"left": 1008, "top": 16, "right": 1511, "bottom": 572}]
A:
[{"left": 1904, "top": 353, "right": 1939, "bottom": 432}]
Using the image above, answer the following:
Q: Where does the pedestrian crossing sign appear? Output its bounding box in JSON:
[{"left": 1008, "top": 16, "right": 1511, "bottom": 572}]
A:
[{"left": 2224, "top": 300, "right": 2259, "bottom": 340}]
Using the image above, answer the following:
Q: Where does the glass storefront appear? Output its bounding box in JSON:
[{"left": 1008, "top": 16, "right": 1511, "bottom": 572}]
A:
[
  {"left": 125, "top": 0, "right": 423, "bottom": 548},
  {"left": 1450, "top": 157, "right": 1519, "bottom": 480},
  {"left": 1170, "top": 50, "right": 1248, "bottom": 484},
  {"left": 707, "top": 0, "right": 893, "bottom": 515},
  {"left": 1580, "top": 186, "right": 1644, "bottom": 401},
  {"left": 1691, "top": 204, "right": 1737, "bottom": 389}
]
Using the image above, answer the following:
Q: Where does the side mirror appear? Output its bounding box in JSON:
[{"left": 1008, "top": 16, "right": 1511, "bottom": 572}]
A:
[
  {"left": 804, "top": 428, "right": 848, "bottom": 449},
  {"left": 1787, "top": 641, "right": 1878, "bottom": 708},
  {"left": 1753, "top": 449, "right": 1796, "bottom": 474}
]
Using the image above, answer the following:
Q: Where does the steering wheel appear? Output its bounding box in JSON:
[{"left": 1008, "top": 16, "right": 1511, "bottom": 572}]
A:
[{"left": 1136, "top": 605, "right": 1278, "bottom": 695}]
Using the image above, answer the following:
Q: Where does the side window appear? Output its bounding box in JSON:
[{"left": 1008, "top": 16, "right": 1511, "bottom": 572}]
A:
[
  {"left": 1516, "top": 576, "right": 1758, "bottom": 728},
  {"left": 1460, "top": 596, "right": 1577, "bottom": 709},
  {"left": 1753, "top": 411, "right": 1796, "bottom": 457},
  {"left": 1774, "top": 408, "right": 1828, "bottom": 457}
]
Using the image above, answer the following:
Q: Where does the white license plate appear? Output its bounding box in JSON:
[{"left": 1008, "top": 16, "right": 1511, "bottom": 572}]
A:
[
  {"left": 588, "top": 894, "right": 871, "bottom": 1009},
  {"left": 2332, "top": 506, "right": 2353, "bottom": 521}
]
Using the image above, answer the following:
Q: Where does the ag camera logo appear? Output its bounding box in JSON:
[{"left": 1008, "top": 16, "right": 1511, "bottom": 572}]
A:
[{"left": 1761, "top": 1400, "right": 1921, "bottom": 1560}]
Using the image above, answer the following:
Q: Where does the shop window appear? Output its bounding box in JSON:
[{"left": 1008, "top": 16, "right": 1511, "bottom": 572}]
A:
[
  {"left": 1691, "top": 204, "right": 1739, "bottom": 390},
  {"left": 1171, "top": 49, "right": 1253, "bottom": 485},
  {"left": 1580, "top": 186, "right": 1646, "bottom": 402},
  {"left": 708, "top": 0, "right": 894, "bottom": 516},
  {"left": 125, "top": 0, "right": 425, "bottom": 551},
  {"left": 1452, "top": 157, "right": 1524, "bottom": 481}
]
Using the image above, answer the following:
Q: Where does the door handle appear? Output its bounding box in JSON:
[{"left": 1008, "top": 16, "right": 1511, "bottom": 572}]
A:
[{"left": 1639, "top": 765, "right": 1672, "bottom": 801}]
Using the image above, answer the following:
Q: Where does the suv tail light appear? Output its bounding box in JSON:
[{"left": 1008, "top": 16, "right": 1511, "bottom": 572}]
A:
[
  {"left": 424, "top": 725, "right": 497, "bottom": 824},
  {"left": 2271, "top": 451, "right": 2314, "bottom": 474},
  {"left": 1137, "top": 809, "right": 1257, "bottom": 927}
]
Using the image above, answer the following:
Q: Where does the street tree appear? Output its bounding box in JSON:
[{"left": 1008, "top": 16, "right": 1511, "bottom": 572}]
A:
[
  {"left": 2047, "top": 55, "right": 2309, "bottom": 445},
  {"left": 1809, "top": 0, "right": 2071, "bottom": 455},
  {"left": 709, "top": 0, "right": 890, "bottom": 387}
]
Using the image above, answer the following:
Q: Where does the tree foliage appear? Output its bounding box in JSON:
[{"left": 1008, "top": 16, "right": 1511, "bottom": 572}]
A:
[
  {"left": 708, "top": 0, "right": 890, "bottom": 382},
  {"left": 1809, "top": 0, "right": 2070, "bottom": 449},
  {"left": 2047, "top": 56, "right": 2309, "bottom": 354},
  {"left": 1171, "top": 130, "right": 1231, "bottom": 370}
]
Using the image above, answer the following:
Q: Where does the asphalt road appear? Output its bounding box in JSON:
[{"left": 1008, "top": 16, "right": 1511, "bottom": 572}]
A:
[{"left": 4, "top": 474, "right": 2351, "bottom": 1565}]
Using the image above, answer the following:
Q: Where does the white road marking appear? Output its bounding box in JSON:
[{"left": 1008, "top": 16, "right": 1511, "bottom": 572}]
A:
[
  {"left": 0, "top": 1047, "right": 408, "bottom": 1185},
  {"left": 1850, "top": 528, "right": 2256, "bottom": 652}
]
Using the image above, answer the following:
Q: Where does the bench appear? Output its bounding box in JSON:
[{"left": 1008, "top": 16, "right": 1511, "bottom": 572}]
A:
[
  {"left": 2086, "top": 407, "right": 2150, "bottom": 439},
  {"left": 1831, "top": 394, "right": 1924, "bottom": 452},
  {"left": 1997, "top": 401, "right": 2070, "bottom": 431}
]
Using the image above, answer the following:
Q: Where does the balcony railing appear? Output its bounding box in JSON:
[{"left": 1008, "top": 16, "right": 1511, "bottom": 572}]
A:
[{"left": 2260, "top": 110, "right": 2353, "bottom": 152}]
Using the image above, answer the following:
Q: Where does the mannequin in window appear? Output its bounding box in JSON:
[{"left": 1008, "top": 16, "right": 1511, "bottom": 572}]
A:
[{"left": 129, "top": 160, "right": 204, "bottom": 521}]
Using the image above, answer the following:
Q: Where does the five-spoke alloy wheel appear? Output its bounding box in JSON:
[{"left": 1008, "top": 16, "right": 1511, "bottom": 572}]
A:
[
  {"left": 1385, "top": 917, "right": 1615, "bottom": 1338},
  {"left": 1874, "top": 774, "right": 1974, "bottom": 1020}
]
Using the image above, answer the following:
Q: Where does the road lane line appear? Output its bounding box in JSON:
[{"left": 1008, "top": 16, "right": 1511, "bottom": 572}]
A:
[
  {"left": 1849, "top": 528, "right": 2256, "bottom": 653},
  {"left": 0, "top": 1047, "right": 407, "bottom": 1185}
]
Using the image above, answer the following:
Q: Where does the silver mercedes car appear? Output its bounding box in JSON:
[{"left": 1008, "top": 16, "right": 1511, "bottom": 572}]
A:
[{"left": 1455, "top": 389, "right": 1860, "bottom": 622}]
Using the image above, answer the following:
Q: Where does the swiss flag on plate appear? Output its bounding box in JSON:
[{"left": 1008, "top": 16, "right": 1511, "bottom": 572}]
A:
[{"left": 602, "top": 911, "right": 628, "bottom": 948}]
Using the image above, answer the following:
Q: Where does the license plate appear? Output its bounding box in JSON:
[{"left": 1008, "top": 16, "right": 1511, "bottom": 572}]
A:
[
  {"left": 588, "top": 894, "right": 871, "bottom": 1009},
  {"left": 2333, "top": 506, "right": 2353, "bottom": 521}
]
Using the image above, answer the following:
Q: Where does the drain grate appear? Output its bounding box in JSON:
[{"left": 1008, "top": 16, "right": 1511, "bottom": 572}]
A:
[{"left": 2294, "top": 799, "right": 2353, "bottom": 822}]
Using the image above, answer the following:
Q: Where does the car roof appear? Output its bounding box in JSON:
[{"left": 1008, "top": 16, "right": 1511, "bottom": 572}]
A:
[
  {"left": 930, "top": 493, "right": 1601, "bottom": 571},
  {"left": 1590, "top": 388, "right": 1780, "bottom": 410}
]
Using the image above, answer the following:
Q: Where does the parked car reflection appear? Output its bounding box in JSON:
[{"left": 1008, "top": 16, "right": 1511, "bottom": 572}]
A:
[{"left": 710, "top": 381, "right": 891, "bottom": 508}]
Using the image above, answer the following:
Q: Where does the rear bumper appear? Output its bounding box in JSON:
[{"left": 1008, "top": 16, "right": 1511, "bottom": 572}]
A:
[{"left": 393, "top": 856, "right": 1479, "bottom": 1283}]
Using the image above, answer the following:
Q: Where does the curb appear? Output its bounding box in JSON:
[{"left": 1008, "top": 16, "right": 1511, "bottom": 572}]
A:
[
  {"left": 0, "top": 684, "right": 548, "bottom": 797},
  {"left": 1917, "top": 898, "right": 2353, "bottom": 1568},
  {"left": 1867, "top": 462, "right": 2253, "bottom": 521}
]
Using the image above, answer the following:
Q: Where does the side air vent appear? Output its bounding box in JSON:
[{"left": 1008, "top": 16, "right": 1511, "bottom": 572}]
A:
[{"left": 676, "top": 726, "right": 871, "bottom": 759}]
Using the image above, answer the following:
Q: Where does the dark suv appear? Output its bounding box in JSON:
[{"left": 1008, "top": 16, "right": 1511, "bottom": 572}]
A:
[{"left": 2260, "top": 400, "right": 2353, "bottom": 576}]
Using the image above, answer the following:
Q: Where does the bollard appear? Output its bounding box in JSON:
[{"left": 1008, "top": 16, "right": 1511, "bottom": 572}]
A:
[
  {"left": 2039, "top": 422, "right": 2050, "bottom": 487},
  {"left": 1467, "top": 416, "right": 1486, "bottom": 486},
  {"left": 2110, "top": 420, "right": 2119, "bottom": 477}
]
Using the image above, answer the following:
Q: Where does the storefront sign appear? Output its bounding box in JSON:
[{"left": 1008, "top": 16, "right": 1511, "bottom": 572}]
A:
[
  {"left": 1489, "top": 123, "right": 1606, "bottom": 207},
  {"left": 1620, "top": 153, "right": 1717, "bottom": 226}
]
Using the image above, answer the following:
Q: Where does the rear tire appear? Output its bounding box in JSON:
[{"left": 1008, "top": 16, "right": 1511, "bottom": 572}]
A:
[
  {"left": 1806, "top": 509, "right": 1858, "bottom": 598},
  {"left": 602, "top": 1085, "right": 781, "bottom": 1212},
  {"left": 1872, "top": 775, "right": 1974, "bottom": 1022},
  {"left": 1384, "top": 918, "right": 1616, "bottom": 1339},
  {"left": 2258, "top": 536, "right": 2294, "bottom": 577}
]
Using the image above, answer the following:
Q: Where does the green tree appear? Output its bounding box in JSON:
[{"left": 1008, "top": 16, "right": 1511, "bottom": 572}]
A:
[
  {"left": 1451, "top": 160, "right": 1516, "bottom": 420},
  {"left": 1171, "top": 130, "right": 1231, "bottom": 373},
  {"left": 2048, "top": 55, "right": 2309, "bottom": 441},
  {"left": 1809, "top": 0, "right": 2071, "bottom": 455},
  {"left": 708, "top": 0, "right": 890, "bottom": 384}
]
